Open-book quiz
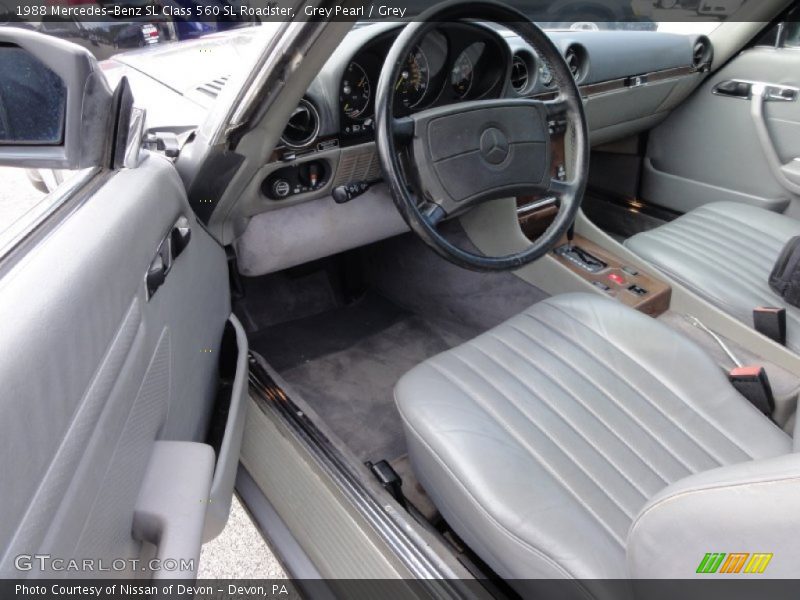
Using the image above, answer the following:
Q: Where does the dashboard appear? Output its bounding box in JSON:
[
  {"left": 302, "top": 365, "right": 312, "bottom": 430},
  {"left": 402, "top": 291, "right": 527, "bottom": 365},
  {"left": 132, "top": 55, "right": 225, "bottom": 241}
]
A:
[
  {"left": 253, "top": 22, "right": 713, "bottom": 207},
  {"left": 338, "top": 24, "right": 510, "bottom": 143},
  {"left": 233, "top": 21, "right": 715, "bottom": 276}
]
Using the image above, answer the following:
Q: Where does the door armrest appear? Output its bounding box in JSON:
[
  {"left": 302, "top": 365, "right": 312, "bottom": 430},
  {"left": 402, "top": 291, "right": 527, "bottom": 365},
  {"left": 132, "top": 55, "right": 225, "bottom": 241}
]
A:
[{"left": 132, "top": 441, "right": 215, "bottom": 579}]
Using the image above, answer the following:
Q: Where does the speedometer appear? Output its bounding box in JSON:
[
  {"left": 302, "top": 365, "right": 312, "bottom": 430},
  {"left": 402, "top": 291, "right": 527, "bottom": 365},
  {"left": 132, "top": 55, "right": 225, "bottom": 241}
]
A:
[
  {"left": 341, "top": 62, "right": 371, "bottom": 120},
  {"left": 395, "top": 47, "right": 430, "bottom": 109}
]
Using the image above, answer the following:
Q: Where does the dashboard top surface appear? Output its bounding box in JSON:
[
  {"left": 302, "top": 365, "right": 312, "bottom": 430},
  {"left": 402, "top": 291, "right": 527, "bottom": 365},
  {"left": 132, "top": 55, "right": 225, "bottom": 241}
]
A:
[{"left": 296, "top": 21, "right": 705, "bottom": 148}]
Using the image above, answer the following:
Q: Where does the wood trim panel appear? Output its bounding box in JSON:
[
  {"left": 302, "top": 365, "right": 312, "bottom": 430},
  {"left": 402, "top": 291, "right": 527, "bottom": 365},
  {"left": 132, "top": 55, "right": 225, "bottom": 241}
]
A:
[
  {"left": 578, "top": 65, "right": 698, "bottom": 98},
  {"left": 580, "top": 77, "right": 628, "bottom": 97},
  {"left": 552, "top": 234, "right": 671, "bottom": 317},
  {"left": 518, "top": 203, "right": 558, "bottom": 239},
  {"left": 643, "top": 64, "right": 698, "bottom": 84},
  {"left": 529, "top": 65, "right": 699, "bottom": 101}
]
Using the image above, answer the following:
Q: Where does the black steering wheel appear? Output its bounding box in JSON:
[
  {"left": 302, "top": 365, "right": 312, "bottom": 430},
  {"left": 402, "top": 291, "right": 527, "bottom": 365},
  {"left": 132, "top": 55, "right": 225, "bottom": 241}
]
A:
[{"left": 375, "top": 0, "right": 589, "bottom": 272}]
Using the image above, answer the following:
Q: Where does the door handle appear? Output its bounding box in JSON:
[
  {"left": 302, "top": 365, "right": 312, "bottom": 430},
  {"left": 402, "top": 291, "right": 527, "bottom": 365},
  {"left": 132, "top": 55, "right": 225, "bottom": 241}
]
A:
[
  {"left": 145, "top": 217, "right": 191, "bottom": 300},
  {"left": 713, "top": 79, "right": 799, "bottom": 102},
  {"left": 749, "top": 83, "right": 800, "bottom": 196},
  {"left": 145, "top": 253, "right": 167, "bottom": 298},
  {"left": 713, "top": 79, "right": 753, "bottom": 99}
]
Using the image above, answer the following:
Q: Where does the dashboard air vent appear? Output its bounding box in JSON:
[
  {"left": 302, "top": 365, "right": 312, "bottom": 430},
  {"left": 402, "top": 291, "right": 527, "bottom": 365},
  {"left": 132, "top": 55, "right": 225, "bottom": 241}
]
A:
[
  {"left": 692, "top": 37, "right": 713, "bottom": 70},
  {"left": 280, "top": 99, "right": 320, "bottom": 148},
  {"left": 564, "top": 46, "right": 584, "bottom": 81},
  {"left": 196, "top": 75, "right": 230, "bottom": 99},
  {"left": 510, "top": 54, "right": 530, "bottom": 94}
]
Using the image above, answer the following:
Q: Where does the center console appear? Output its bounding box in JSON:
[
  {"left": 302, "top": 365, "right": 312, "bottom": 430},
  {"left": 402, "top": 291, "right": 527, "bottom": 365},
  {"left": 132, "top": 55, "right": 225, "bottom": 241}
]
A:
[
  {"left": 552, "top": 234, "right": 671, "bottom": 316},
  {"left": 517, "top": 199, "right": 671, "bottom": 317}
]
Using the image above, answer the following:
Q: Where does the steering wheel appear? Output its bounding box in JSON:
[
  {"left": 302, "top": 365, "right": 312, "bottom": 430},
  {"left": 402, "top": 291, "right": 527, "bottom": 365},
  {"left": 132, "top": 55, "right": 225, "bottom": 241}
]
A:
[{"left": 375, "top": 0, "right": 589, "bottom": 272}]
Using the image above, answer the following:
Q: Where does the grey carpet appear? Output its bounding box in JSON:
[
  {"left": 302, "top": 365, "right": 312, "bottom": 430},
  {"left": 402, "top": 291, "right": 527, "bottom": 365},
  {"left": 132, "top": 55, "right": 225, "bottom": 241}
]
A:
[
  {"left": 363, "top": 227, "right": 549, "bottom": 335},
  {"left": 252, "top": 293, "right": 469, "bottom": 462},
  {"left": 249, "top": 229, "right": 550, "bottom": 464}
]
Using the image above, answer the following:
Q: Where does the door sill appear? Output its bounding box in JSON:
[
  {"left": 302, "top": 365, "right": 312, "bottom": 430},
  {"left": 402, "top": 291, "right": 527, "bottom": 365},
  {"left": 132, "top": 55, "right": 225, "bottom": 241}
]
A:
[{"left": 247, "top": 352, "right": 473, "bottom": 587}]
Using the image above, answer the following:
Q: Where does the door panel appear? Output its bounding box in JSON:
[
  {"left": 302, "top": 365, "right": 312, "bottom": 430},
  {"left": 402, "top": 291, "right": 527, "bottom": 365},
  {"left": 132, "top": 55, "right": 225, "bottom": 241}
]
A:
[
  {"left": 643, "top": 44, "right": 800, "bottom": 215},
  {"left": 0, "top": 153, "right": 231, "bottom": 577}
]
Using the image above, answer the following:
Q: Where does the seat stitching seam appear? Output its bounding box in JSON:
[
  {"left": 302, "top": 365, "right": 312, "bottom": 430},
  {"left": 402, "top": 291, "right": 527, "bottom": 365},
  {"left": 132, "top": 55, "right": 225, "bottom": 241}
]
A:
[
  {"left": 659, "top": 230, "right": 774, "bottom": 284},
  {"left": 396, "top": 408, "right": 594, "bottom": 585},
  {"left": 656, "top": 224, "right": 776, "bottom": 277},
  {"left": 690, "top": 214, "right": 785, "bottom": 256},
  {"left": 436, "top": 356, "right": 634, "bottom": 537},
  {"left": 683, "top": 220, "right": 779, "bottom": 264},
  {"left": 536, "top": 304, "right": 752, "bottom": 459},
  {"left": 635, "top": 236, "right": 773, "bottom": 304},
  {"left": 465, "top": 342, "right": 652, "bottom": 500},
  {"left": 428, "top": 360, "right": 629, "bottom": 545},
  {"left": 637, "top": 256, "right": 758, "bottom": 321},
  {"left": 530, "top": 306, "right": 750, "bottom": 462},
  {"left": 699, "top": 206, "right": 799, "bottom": 246},
  {"left": 628, "top": 475, "right": 800, "bottom": 547},
  {"left": 523, "top": 312, "right": 727, "bottom": 465},
  {"left": 648, "top": 227, "right": 774, "bottom": 287},
  {"left": 694, "top": 204, "right": 789, "bottom": 244},
  {"left": 688, "top": 213, "right": 785, "bottom": 260},
  {"left": 487, "top": 327, "right": 675, "bottom": 484}
]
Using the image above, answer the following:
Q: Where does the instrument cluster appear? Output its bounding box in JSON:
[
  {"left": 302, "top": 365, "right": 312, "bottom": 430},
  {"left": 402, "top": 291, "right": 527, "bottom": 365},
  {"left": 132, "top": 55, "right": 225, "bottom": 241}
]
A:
[{"left": 339, "top": 23, "right": 508, "bottom": 143}]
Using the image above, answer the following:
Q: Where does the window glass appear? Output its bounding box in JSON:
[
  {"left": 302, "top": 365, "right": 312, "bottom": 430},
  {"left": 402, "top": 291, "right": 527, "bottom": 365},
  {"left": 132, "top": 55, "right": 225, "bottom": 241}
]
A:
[
  {"left": 784, "top": 20, "right": 800, "bottom": 48},
  {"left": 0, "top": 167, "right": 85, "bottom": 259},
  {"left": 0, "top": 168, "right": 48, "bottom": 234}
]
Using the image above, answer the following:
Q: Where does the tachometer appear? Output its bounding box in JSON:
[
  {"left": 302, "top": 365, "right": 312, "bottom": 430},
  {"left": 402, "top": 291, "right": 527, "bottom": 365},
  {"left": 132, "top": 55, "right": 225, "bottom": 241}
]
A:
[
  {"left": 395, "top": 47, "right": 430, "bottom": 109},
  {"left": 341, "top": 62, "right": 371, "bottom": 120}
]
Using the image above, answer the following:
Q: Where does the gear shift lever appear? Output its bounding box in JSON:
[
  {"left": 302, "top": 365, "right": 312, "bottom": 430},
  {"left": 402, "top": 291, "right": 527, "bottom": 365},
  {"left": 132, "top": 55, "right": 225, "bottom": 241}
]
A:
[
  {"left": 566, "top": 222, "right": 575, "bottom": 247},
  {"left": 555, "top": 223, "right": 607, "bottom": 273}
]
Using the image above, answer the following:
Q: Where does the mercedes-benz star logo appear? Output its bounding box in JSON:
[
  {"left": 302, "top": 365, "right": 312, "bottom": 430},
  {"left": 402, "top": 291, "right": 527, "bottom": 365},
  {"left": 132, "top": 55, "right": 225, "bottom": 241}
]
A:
[{"left": 479, "top": 127, "right": 510, "bottom": 165}]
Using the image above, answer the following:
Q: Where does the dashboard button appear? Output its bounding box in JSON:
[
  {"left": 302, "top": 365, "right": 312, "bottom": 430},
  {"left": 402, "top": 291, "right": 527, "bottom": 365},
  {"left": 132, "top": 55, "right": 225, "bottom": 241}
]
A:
[
  {"left": 607, "top": 273, "right": 626, "bottom": 286},
  {"left": 593, "top": 281, "right": 611, "bottom": 293},
  {"left": 622, "top": 265, "right": 639, "bottom": 276}
]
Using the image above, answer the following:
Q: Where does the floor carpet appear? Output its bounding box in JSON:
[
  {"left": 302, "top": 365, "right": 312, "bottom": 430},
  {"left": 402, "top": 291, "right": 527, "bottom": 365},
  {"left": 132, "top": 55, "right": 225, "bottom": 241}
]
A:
[{"left": 250, "top": 292, "right": 468, "bottom": 462}]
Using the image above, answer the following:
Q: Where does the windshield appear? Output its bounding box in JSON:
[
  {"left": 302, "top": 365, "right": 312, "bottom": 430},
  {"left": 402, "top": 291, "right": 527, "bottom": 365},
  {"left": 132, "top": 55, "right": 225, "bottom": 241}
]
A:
[
  {"left": 2, "top": 0, "right": 742, "bottom": 121},
  {"left": 359, "top": 0, "right": 751, "bottom": 34}
]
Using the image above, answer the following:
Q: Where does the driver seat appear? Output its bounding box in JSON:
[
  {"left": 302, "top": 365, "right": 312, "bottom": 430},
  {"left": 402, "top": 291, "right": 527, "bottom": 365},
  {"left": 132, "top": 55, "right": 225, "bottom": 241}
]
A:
[{"left": 395, "top": 294, "right": 796, "bottom": 593}]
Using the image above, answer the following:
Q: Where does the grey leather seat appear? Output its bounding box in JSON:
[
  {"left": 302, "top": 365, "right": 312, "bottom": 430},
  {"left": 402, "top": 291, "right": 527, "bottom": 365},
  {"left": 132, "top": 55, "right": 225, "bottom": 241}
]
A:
[
  {"left": 625, "top": 201, "right": 800, "bottom": 352},
  {"left": 395, "top": 294, "right": 795, "bottom": 592}
]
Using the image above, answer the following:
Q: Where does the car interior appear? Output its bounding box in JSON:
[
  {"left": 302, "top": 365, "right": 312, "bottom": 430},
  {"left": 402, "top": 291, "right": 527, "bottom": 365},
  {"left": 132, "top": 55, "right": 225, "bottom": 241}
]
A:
[
  {"left": 219, "top": 1, "right": 800, "bottom": 590},
  {"left": 3, "top": 0, "right": 800, "bottom": 594}
]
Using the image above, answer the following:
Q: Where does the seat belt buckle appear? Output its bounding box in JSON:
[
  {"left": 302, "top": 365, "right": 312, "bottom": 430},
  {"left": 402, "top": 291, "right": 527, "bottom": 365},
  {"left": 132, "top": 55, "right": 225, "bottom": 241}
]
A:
[
  {"left": 753, "top": 307, "right": 786, "bottom": 346},
  {"left": 728, "top": 366, "right": 775, "bottom": 416},
  {"left": 365, "top": 460, "right": 407, "bottom": 509}
]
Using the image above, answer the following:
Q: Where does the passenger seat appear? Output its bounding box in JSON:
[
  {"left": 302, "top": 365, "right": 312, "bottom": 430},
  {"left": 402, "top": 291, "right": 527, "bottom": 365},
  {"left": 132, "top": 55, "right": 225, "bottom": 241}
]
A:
[{"left": 625, "top": 201, "right": 800, "bottom": 352}]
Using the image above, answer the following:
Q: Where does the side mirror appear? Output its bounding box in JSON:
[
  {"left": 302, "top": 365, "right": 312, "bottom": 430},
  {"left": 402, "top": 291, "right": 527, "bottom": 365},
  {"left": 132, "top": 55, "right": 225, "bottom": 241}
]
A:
[{"left": 0, "top": 27, "right": 123, "bottom": 169}]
